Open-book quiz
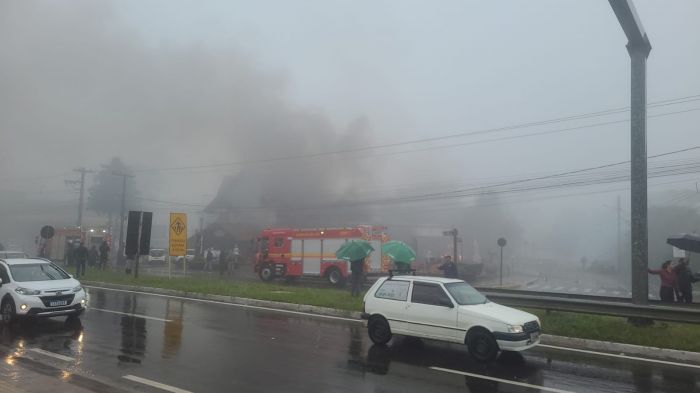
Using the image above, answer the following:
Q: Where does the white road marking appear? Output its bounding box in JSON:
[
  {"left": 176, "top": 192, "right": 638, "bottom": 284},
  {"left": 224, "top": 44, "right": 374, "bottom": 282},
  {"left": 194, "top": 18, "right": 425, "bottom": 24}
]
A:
[
  {"left": 85, "top": 286, "right": 363, "bottom": 323},
  {"left": 613, "top": 291, "right": 621, "bottom": 295},
  {"left": 28, "top": 348, "right": 75, "bottom": 362},
  {"left": 430, "top": 366, "right": 575, "bottom": 393},
  {"left": 538, "top": 344, "right": 700, "bottom": 370},
  {"left": 123, "top": 375, "right": 192, "bottom": 393},
  {"left": 542, "top": 285, "right": 551, "bottom": 290},
  {"left": 91, "top": 307, "right": 172, "bottom": 322},
  {"left": 584, "top": 288, "right": 593, "bottom": 293},
  {"left": 597, "top": 289, "right": 607, "bottom": 294},
  {"left": 554, "top": 286, "right": 565, "bottom": 291},
  {"left": 570, "top": 287, "right": 578, "bottom": 292}
]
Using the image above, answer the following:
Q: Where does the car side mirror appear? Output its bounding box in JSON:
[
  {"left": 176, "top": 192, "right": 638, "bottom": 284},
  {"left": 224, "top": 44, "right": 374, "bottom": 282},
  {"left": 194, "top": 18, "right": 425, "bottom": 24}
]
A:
[{"left": 439, "top": 298, "right": 454, "bottom": 308}]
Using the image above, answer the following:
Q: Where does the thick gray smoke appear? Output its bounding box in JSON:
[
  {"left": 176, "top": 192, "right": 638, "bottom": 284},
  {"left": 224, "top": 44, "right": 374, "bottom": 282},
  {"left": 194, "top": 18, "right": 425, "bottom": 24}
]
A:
[{"left": 0, "top": 1, "right": 375, "bottom": 240}]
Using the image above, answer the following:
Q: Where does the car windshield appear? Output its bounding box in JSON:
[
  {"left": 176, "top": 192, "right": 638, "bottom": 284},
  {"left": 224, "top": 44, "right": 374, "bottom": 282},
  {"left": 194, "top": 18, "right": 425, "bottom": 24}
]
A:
[
  {"left": 10, "top": 263, "right": 71, "bottom": 282},
  {"left": 150, "top": 249, "right": 165, "bottom": 257},
  {"left": 4, "top": 252, "right": 28, "bottom": 258},
  {"left": 444, "top": 282, "right": 488, "bottom": 305}
]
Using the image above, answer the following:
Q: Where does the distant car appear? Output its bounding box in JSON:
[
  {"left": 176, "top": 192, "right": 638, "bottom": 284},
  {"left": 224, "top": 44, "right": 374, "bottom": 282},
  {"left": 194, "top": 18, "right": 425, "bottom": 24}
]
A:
[
  {"left": 362, "top": 275, "right": 541, "bottom": 362},
  {"left": 0, "top": 251, "right": 30, "bottom": 259},
  {"left": 148, "top": 248, "right": 167, "bottom": 264},
  {"left": 176, "top": 249, "right": 196, "bottom": 264},
  {"left": 0, "top": 258, "right": 87, "bottom": 323}
]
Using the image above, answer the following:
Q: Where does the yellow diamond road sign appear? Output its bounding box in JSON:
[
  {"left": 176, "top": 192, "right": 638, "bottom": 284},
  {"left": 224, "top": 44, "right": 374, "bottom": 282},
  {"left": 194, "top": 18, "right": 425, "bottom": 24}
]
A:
[{"left": 169, "top": 213, "right": 187, "bottom": 257}]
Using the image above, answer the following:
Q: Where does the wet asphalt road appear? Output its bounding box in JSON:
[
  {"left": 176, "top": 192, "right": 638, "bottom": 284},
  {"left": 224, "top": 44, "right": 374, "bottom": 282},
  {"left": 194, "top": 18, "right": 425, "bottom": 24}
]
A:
[{"left": 0, "top": 287, "right": 699, "bottom": 393}]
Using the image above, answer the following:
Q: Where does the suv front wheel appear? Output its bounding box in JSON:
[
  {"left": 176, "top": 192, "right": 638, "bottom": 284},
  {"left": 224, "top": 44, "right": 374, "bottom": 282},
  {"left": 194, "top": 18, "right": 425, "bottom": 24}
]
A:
[
  {"left": 1, "top": 298, "right": 16, "bottom": 325},
  {"left": 368, "top": 315, "right": 392, "bottom": 345}
]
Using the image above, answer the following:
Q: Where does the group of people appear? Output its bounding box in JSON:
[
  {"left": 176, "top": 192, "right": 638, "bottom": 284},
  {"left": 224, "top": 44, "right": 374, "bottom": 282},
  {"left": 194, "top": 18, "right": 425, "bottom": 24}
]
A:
[
  {"left": 68, "top": 240, "right": 111, "bottom": 278},
  {"left": 648, "top": 258, "right": 699, "bottom": 303},
  {"left": 203, "top": 246, "right": 240, "bottom": 276}
]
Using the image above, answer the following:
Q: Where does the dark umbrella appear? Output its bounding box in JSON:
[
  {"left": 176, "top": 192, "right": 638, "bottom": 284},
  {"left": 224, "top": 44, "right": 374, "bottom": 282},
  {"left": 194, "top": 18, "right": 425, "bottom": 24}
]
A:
[{"left": 667, "top": 233, "right": 700, "bottom": 253}]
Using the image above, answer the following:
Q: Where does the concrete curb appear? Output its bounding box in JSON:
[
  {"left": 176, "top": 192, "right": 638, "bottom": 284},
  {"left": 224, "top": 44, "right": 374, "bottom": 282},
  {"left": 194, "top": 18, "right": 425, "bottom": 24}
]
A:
[
  {"left": 540, "top": 334, "right": 700, "bottom": 364},
  {"left": 84, "top": 281, "right": 700, "bottom": 364}
]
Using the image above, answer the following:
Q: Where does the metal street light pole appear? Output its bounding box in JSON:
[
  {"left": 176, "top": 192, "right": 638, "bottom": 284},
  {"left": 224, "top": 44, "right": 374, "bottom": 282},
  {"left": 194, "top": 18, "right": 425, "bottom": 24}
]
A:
[{"left": 609, "top": 0, "right": 651, "bottom": 305}]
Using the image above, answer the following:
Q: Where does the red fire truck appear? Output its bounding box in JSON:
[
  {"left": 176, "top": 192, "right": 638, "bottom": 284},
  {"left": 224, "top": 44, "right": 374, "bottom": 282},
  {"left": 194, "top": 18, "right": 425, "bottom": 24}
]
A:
[{"left": 254, "top": 226, "right": 390, "bottom": 285}]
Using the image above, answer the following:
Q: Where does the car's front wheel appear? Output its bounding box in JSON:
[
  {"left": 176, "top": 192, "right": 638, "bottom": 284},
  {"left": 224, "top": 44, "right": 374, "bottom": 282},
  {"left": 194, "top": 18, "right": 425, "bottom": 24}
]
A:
[
  {"left": 467, "top": 329, "right": 499, "bottom": 362},
  {"left": 368, "top": 315, "right": 392, "bottom": 345},
  {"left": 1, "top": 299, "right": 16, "bottom": 325}
]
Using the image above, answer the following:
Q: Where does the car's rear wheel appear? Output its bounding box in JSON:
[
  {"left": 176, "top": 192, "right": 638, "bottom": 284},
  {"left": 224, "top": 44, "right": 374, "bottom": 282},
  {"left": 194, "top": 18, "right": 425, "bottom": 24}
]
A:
[
  {"left": 259, "top": 264, "right": 274, "bottom": 282},
  {"left": 368, "top": 315, "right": 392, "bottom": 345},
  {"left": 1, "top": 299, "right": 16, "bottom": 325},
  {"left": 467, "top": 329, "right": 499, "bottom": 362}
]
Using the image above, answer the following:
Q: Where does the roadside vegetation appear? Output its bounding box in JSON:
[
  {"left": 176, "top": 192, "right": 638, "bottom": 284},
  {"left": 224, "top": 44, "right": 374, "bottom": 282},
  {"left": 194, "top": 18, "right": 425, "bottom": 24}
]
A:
[{"left": 83, "top": 269, "right": 700, "bottom": 352}]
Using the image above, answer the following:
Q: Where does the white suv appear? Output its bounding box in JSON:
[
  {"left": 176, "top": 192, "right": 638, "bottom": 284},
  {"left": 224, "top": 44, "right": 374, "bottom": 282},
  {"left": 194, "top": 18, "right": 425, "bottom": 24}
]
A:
[
  {"left": 0, "top": 258, "right": 87, "bottom": 323},
  {"left": 362, "top": 275, "right": 541, "bottom": 362}
]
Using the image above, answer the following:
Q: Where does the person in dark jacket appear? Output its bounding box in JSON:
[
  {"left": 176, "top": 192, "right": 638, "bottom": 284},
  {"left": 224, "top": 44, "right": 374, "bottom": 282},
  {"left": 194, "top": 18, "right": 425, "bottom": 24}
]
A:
[
  {"left": 648, "top": 260, "right": 678, "bottom": 303},
  {"left": 74, "top": 242, "right": 88, "bottom": 278},
  {"left": 99, "top": 241, "right": 110, "bottom": 270},
  {"left": 350, "top": 259, "right": 364, "bottom": 297},
  {"left": 674, "top": 258, "right": 699, "bottom": 303},
  {"left": 438, "top": 255, "right": 458, "bottom": 279},
  {"left": 87, "top": 245, "right": 99, "bottom": 268}
]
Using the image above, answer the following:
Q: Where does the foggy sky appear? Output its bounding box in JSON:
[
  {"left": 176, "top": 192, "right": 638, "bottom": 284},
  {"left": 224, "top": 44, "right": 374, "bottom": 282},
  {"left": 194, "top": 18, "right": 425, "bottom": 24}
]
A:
[{"left": 1, "top": 1, "right": 699, "bottom": 260}]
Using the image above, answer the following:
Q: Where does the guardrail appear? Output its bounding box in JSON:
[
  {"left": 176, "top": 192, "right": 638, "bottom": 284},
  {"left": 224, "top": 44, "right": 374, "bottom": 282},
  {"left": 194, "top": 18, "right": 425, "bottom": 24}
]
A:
[{"left": 477, "top": 288, "right": 700, "bottom": 324}]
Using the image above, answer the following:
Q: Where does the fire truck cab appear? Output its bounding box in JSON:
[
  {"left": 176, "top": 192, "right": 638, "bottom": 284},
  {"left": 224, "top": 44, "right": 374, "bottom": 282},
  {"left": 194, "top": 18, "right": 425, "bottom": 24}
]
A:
[{"left": 254, "top": 226, "right": 390, "bottom": 285}]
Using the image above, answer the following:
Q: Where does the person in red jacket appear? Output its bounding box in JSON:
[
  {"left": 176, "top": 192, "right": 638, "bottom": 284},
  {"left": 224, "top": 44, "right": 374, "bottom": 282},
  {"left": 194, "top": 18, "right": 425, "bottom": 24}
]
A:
[{"left": 648, "top": 260, "right": 678, "bottom": 303}]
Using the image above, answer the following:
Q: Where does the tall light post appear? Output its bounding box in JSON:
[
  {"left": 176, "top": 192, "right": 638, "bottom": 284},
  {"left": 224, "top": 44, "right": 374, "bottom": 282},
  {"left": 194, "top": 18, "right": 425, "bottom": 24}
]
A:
[{"left": 609, "top": 0, "right": 651, "bottom": 305}]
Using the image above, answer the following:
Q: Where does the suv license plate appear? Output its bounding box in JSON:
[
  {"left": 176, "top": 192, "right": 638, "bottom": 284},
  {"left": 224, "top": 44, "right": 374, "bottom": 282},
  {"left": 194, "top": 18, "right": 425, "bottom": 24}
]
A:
[
  {"left": 530, "top": 331, "right": 540, "bottom": 341},
  {"left": 50, "top": 300, "right": 68, "bottom": 307}
]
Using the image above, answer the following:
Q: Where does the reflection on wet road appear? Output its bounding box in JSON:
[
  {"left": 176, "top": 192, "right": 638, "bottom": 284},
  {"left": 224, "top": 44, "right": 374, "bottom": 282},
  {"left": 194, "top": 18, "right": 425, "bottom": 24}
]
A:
[{"left": 0, "top": 286, "right": 698, "bottom": 392}]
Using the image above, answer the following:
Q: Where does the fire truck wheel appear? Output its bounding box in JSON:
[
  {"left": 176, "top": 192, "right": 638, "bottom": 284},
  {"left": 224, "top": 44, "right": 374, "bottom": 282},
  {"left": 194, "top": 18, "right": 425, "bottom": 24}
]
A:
[
  {"left": 258, "top": 264, "right": 275, "bottom": 281},
  {"left": 326, "top": 267, "right": 344, "bottom": 286},
  {"left": 368, "top": 315, "right": 392, "bottom": 345}
]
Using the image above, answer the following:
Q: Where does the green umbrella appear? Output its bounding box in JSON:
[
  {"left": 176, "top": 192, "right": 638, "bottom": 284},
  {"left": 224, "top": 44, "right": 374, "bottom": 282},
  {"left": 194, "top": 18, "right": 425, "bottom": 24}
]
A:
[
  {"left": 381, "top": 240, "right": 417, "bottom": 263},
  {"left": 335, "top": 240, "right": 374, "bottom": 261}
]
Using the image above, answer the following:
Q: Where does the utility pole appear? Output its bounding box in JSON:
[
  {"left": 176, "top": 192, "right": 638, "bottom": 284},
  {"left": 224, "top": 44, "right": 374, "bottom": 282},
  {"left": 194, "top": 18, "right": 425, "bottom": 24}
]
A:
[
  {"left": 609, "top": 0, "right": 651, "bottom": 305},
  {"left": 113, "top": 172, "right": 134, "bottom": 266},
  {"left": 74, "top": 168, "right": 94, "bottom": 228},
  {"left": 65, "top": 168, "right": 94, "bottom": 229}
]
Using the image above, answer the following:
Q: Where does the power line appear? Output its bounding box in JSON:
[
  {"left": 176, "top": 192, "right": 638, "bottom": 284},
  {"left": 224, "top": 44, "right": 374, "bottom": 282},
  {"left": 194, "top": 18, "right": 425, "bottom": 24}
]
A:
[{"left": 133, "top": 96, "right": 700, "bottom": 174}]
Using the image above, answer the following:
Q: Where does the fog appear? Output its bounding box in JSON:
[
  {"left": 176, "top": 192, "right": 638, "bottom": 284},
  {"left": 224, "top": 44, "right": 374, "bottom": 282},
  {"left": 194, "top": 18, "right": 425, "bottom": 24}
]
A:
[{"left": 1, "top": 1, "right": 699, "bottom": 274}]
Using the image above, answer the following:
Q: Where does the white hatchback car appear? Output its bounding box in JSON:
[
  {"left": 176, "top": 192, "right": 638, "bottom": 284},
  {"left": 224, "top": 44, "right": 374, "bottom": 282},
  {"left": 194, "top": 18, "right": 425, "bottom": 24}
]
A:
[
  {"left": 362, "top": 275, "right": 541, "bottom": 362},
  {"left": 0, "top": 258, "right": 87, "bottom": 323}
]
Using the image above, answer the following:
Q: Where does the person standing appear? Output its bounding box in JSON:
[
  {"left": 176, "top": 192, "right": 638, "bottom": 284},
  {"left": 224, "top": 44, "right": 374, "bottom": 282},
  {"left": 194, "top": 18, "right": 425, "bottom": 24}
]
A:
[
  {"left": 438, "top": 255, "right": 458, "bottom": 279},
  {"left": 205, "top": 249, "right": 214, "bottom": 271},
  {"left": 674, "top": 258, "right": 699, "bottom": 303},
  {"left": 350, "top": 258, "right": 364, "bottom": 297},
  {"left": 88, "top": 245, "right": 99, "bottom": 268},
  {"left": 74, "top": 242, "right": 88, "bottom": 278},
  {"left": 648, "top": 260, "right": 678, "bottom": 303},
  {"left": 99, "top": 241, "right": 110, "bottom": 270}
]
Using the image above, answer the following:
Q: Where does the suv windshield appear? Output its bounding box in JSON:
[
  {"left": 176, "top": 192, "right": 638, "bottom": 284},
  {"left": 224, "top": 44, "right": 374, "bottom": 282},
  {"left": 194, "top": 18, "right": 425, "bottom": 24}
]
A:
[
  {"left": 3, "top": 252, "right": 28, "bottom": 259},
  {"left": 444, "top": 282, "right": 487, "bottom": 305},
  {"left": 10, "top": 263, "right": 70, "bottom": 282}
]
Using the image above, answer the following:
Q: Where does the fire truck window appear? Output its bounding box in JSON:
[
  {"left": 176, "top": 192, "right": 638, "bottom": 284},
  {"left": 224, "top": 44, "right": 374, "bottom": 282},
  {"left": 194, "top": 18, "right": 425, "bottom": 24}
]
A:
[
  {"left": 274, "top": 237, "right": 284, "bottom": 248},
  {"left": 259, "top": 238, "right": 269, "bottom": 252}
]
